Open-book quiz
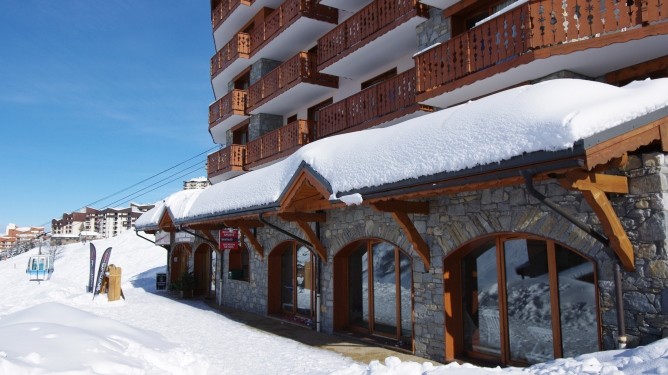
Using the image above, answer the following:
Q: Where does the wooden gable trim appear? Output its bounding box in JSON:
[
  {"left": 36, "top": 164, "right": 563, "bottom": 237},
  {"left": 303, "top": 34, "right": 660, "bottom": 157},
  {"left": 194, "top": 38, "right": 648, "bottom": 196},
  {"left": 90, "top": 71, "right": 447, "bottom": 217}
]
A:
[
  {"left": 223, "top": 219, "right": 264, "bottom": 259},
  {"left": 559, "top": 172, "right": 634, "bottom": 271},
  {"left": 371, "top": 200, "right": 431, "bottom": 270},
  {"left": 279, "top": 169, "right": 332, "bottom": 213},
  {"left": 158, "top": 211, "right": 176, "bottom": 232},
  {"left": 277, "top": 213, "right": 327, "bottom": 261},
  {"left": 585, "top": 117, "right": 668, "bottom": 170}
]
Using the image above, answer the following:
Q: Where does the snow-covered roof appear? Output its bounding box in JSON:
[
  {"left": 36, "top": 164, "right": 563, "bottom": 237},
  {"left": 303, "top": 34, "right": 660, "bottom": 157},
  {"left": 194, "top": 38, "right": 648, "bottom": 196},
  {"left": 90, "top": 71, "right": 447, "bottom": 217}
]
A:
[
  {"left": 140, "top": 79, "right": 668, "bottom": 227},
  {"left": 135, "top": 189, "right": 202, "bottom": 231}
]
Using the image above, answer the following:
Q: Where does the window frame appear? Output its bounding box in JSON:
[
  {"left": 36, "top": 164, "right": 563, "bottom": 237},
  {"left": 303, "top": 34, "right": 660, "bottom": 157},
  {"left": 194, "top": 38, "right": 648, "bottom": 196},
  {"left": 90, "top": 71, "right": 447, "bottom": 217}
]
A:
[{"left": 444, "top": 233, "right": 601, "bottom": 366}]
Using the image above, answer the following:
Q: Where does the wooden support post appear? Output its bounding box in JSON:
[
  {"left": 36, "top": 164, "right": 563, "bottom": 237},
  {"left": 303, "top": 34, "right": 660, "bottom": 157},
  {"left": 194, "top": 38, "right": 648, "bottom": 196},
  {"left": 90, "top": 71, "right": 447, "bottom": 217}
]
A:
[
  {"left": 560, "top": 172, "right": 635, "bottom": 271},
  {"left": 371, "top": 200, "right": 431, "bottom": 271}
]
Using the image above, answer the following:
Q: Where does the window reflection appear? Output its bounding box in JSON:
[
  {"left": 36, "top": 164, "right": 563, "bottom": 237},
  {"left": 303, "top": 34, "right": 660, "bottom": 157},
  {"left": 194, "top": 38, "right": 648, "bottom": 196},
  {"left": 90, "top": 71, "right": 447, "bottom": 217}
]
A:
[
  {"left": 343, "top": 240, "right": 413, "bottom": 348},
  {"left": 456, "top": 236, "right": 599, "bottom": 366},
  {"left": 555, "top": 244, "right": 598, "bottom": 357},
  {"left": 504, "top": 239, "right": 553, "bottom": 363},
  {"left": 463, "top": 240, "right": 500, "bottom": 356}
]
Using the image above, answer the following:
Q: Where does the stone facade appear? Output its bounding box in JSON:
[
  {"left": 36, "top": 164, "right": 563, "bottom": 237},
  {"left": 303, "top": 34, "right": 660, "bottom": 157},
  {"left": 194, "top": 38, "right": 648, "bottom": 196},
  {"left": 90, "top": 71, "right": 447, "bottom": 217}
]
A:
[
  {"left": 250, "top": 58, "right": 282, "bottom": 86},
  {"left": 249, "top": 113, "right": 283, "bottom": 141},
  {"left": 416, "top": 7, "right": 451, "bottom": 52},
  {"left": 186, "top": 150, "right": 668, "bottom": 363}
]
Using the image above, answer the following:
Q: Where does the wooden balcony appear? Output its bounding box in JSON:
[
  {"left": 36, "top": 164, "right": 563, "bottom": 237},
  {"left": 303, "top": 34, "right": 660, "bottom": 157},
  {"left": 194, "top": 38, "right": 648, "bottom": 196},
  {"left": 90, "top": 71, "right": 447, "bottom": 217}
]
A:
[
  {"left": 317, "top": 68, "right": 431, "bottom": 138},
  {"left": 247, "top": 51, "right": 338, "bottom": 114},
  {"left": 212, "top": 0, "right": 251, "bottom": 30},
  {"left": 210, "top": 33, "right": 251, "bottom": 79},
  {"left": 248, "top": 0, "right": 337, "bottom": 56},
  {"left": 210, "top": 0, "right": 337, "bottom": 99},
  {"left": 208, "top": 89, "right": 249, "bottom": 144},
  {"left": 317, "top": 0, "right": 428, "bottom": 76},
  {"left": 246, "top": 120, "right": 314, "bottom": 168},
  {"left": 415, "top": 0, "right": 668, "bottom": 108},
  {"left": 207, "top": 144, "right": 247, "bottom": 182}
]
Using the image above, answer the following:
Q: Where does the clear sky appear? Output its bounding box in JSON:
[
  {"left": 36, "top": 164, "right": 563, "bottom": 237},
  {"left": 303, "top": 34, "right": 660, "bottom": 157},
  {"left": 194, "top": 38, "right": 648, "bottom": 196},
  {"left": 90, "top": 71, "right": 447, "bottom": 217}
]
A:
[{"left": 0, "top": 1, "right": 216, "bottom": 232}]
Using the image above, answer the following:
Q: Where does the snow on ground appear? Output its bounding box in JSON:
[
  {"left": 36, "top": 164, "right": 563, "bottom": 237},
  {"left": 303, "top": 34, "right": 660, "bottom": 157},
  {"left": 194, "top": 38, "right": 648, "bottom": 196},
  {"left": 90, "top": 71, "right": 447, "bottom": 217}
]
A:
[{"left": 1, "top": 231, "right": 668, "bottom": 374}]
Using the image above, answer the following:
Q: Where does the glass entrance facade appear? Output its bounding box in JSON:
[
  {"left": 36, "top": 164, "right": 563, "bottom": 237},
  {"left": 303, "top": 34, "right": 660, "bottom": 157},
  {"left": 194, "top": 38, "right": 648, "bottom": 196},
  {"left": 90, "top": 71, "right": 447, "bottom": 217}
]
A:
[{"left": 336, "top": 239, "right": 413, "bottom": 349}]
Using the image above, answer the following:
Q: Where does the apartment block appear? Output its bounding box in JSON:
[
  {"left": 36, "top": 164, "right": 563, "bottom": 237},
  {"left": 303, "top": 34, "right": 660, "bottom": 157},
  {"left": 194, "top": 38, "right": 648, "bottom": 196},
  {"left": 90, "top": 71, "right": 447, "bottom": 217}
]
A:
[{"left": 137, "top": 0, "right": 668, "bottom": 367}]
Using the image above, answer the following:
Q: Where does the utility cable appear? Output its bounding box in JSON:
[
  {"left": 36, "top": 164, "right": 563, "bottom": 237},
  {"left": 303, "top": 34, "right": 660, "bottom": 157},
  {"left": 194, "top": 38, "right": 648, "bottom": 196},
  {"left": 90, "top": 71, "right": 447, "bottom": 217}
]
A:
[{"left": 77, "top": 145, "right": 217, "bottom": 210}]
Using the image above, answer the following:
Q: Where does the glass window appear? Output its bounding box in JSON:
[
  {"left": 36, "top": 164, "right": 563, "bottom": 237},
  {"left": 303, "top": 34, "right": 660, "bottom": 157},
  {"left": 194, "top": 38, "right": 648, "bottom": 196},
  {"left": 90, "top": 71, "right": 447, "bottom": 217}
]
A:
[
  {"left": 462, "top": 240, "right": 500, "bottom": 356},
  {"left": 450, "top": 236, "right": 599, "bottom": 366},
  {"left": 555, "top": 244, "right": 599, "bottom": 357},
  {"left": 504, "top": 239, "right": 553, "bottom": 363},
  {"left": 337, "top": 239, "right": 413, "bottom": 349},
  {"left": 269, "top": 242, "right": 316, "bottom": 321}
]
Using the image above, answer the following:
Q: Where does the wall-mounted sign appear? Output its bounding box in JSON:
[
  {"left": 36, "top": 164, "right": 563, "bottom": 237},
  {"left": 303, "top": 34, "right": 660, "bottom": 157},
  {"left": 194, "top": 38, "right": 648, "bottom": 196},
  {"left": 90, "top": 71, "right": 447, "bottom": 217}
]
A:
[{"left": 219, "top": 228, "right": 239, "bottom": 251}]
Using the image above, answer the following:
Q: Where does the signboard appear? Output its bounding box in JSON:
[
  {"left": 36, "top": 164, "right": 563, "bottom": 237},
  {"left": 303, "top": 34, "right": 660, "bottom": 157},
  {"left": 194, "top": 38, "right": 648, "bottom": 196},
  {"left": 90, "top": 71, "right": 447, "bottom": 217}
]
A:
[
  {"left": 156, "top": 273, "right": 167, "bottom": 290},
  {"left": 219, "top": 228, "right": 240, "bottom": 251},
  {"left": 155, "top": 231, "right": 170, "bottom": 246}
]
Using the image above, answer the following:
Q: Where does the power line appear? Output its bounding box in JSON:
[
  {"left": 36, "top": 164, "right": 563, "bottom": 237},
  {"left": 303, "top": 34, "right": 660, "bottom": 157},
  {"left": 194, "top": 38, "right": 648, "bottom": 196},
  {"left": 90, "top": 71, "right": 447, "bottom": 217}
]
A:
[
  {"left": 110, "top": 163, "right": 205, "bottom": 208},
  {"left": 43, "top": 146, "right": 217, "bottom": 227},
  {"left": 101, "top": 160, "right": 205, "bottom": 209},
  {"left": 77, "top": 145, "right": 217, "bottom": 210}
]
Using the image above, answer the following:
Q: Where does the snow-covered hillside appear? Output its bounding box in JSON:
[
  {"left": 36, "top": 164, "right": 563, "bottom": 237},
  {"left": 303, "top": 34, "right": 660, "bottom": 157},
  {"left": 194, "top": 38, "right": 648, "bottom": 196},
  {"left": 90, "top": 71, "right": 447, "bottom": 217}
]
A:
[{"left": 1, "top": 231, "right": 667, "bottom": 374}]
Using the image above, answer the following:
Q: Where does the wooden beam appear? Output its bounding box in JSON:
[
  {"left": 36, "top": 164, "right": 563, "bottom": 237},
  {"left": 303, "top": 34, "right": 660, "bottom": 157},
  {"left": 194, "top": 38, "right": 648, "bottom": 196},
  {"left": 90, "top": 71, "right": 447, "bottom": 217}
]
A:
[
  {"left": 390, "top": 211, "right": 431, "bottom": 271},
  {"left": 203, "top": 230, "right": 218, "bottom": 246},
  {"left": 294, "top": 221, "right": 327, "bottom": 261},
  {"left": 559, "top": 172, "right": 634, "bottom": 271},
  {"left": 561, "top": 171, "right": 629, "bottom": 194},
  {"left": 582, "top": 189, "right": 635, "bottom": 271},
  {"left": 371, "top": 199, "right": 429, "bottom": 214},
  {"left": 223, "top": 219, "right": 264, "bottom": 228},
  {"left": 278, "top": 212, "right": 327, "bottom": 222},
  {"left": 237, "top": 226, "right": 264, "bottom": 260},
  {"left": 370, "top": 199, "right": 430, "bottom": 270}
]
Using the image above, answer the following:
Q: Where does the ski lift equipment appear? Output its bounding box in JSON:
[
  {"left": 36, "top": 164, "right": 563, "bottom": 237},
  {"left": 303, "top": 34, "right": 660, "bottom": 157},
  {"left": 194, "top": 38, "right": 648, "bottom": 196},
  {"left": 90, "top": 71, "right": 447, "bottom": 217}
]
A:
[{"left": 26, "top": 255, "right": 54, "bottom": 281}]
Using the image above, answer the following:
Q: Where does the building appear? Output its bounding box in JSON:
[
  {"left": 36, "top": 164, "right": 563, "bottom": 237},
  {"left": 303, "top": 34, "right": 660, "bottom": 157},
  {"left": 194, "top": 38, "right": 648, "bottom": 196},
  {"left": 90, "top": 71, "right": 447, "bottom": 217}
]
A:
[
  {"left": 52, "top": 203, "right": 154, "bottom": 242},
  {"left": 183, "top": 177, "right": 211, "bottom": 190},
  {"left": 136, "top": 0, "right": 668, "bottom": 367},
  {"left": 0, "top": 224, "right": 46, "bottom": 252}
]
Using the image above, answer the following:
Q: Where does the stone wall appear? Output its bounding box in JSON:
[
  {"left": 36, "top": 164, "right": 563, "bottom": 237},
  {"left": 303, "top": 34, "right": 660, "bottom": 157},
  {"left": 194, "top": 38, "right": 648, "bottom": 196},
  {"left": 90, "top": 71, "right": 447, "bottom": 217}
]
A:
[
  {"left": 219, "top": 236, "right": 267, "bottom": 315},
  {"left": 606, "top": 152, "right": 668, "bottom": 346},
  {"left": 207, "top": 150, "right": 668, "bottom": 363},
  {"left": 416, "top": 7, "right": 451, "bottom": 52},
  {"left": 250, "top": 58, "right": 282, "bottom": 86},
  {"left": 249, "top": 113, "right": 283, "bottom": 141}
]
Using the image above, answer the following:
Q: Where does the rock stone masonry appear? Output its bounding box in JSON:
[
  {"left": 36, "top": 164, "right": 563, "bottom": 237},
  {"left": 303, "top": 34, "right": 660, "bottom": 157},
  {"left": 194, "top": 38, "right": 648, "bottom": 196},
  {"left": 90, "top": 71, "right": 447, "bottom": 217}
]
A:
[
  {"left": 206, "top": 150, "right": 668, "bottom": 363},
  {"left": 608, "top": 152, "right": 668, "bottom": 346}
]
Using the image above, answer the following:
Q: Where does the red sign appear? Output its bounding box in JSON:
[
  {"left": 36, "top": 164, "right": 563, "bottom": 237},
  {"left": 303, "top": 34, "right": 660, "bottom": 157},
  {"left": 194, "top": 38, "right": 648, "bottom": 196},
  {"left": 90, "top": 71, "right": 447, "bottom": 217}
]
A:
[{"left": 219, "top": 228, "right": 239, "bottom": 251}]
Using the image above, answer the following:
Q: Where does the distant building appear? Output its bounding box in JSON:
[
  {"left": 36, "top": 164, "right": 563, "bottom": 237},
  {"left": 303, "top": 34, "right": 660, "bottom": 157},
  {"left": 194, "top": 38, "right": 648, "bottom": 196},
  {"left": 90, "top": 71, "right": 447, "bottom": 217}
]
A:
[
  {"left": 51, "top": 203, "right": 154, "bottom": 241},
  {"left": 183, "top": 177, "right": 210, "bottom": 190},
  {"left": 0, "top": 224, "right": 46, "bottom": 250}
]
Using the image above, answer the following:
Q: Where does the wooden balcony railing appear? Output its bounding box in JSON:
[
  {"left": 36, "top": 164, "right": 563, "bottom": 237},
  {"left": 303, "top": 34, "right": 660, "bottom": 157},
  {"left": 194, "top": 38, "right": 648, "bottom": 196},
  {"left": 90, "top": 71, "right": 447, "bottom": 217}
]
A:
[
  {"left": 249, "top": 0, "right": 337, "bottom": 56},
  {"left": 416, "top": 0, "right": 668, "bottom": 95},
  {"left": 211, "top": 33, "right": 251, "bottom": 78},
  {"left": 246, "top": 120, "right": 314, "bottom": 165},
  {"left": 318, "top": 0, "right": 428, "bottom": 69},
  {"left": 212, "top": 0, "right": 252, "bottom": 30},
  {"left": 207, "top": 144, "right": 247, "bottom": 178},
  {"left": 209, "top": 89, "right": 248, "bottom": 127},
  {"left": 247, "top": 51, "right": 338, "bottom": 110},
  {"left": 317, "top": 69, "right": 417, "bottom": 138}
]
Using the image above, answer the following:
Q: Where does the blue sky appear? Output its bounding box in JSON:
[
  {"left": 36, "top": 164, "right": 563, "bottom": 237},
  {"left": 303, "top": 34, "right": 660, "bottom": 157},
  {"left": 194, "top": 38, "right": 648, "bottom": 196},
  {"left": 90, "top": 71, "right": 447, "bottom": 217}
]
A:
[{"left": 0, "top": 1, "right": 216, "bottom": 232}]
